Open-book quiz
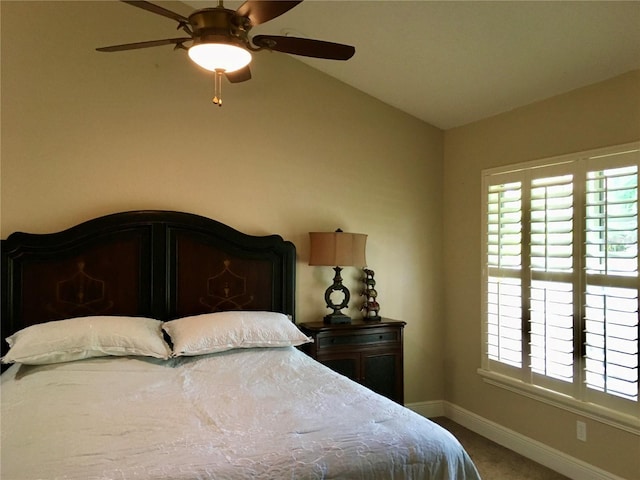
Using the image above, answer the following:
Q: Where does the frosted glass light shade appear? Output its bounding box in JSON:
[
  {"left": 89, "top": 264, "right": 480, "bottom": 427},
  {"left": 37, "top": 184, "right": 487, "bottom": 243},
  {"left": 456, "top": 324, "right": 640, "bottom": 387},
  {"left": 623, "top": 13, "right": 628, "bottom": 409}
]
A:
[{"left": 188, "top": 43, "right": 252, "bottom": 73}]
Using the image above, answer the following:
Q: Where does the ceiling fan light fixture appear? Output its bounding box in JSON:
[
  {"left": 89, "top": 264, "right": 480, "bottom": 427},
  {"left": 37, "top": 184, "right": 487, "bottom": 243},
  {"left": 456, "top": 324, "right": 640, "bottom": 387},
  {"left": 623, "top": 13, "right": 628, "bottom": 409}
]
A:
[
  {"left": 97, "top": 0, "right": 356, "bottom": 107},
  {"left": 188, "top": 43, "right": 252, "bottom": 73}
]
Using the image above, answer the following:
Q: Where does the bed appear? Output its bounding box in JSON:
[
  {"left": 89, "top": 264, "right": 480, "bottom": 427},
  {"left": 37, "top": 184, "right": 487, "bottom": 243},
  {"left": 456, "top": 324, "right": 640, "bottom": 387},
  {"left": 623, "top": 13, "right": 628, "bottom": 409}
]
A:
[{"left": 1, "top": 210, "right": 481, "bottom": 480}]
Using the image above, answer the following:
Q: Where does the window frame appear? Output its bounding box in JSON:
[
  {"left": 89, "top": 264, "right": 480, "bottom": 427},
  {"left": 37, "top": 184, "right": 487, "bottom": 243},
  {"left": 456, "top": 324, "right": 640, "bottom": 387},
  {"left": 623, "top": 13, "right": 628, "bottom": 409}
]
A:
[{"left": 479, "top": 142, "right": 639, "bottom": 434}]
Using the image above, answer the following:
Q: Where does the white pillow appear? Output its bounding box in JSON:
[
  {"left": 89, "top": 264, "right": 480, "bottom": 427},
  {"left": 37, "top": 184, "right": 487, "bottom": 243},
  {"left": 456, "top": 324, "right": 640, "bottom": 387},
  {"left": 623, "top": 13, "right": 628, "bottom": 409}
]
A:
[
  {"left": 2, "top": 316, "right": 171, "bottom": 365},
  {"left": 163, "top": 311, "right": 311, "bottom": 357}
]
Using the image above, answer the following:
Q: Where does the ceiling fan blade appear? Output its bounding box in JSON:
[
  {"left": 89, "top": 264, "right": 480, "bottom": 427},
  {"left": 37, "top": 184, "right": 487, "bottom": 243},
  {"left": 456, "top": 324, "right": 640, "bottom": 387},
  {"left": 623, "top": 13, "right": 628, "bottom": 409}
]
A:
[
  {"left": 225, "top": 66, "right": 252, "bottom": 83},
  {"left": 96, "top": 37, "right": 191, "bottom": 52},
  {"left": 236, "top": 0, "right": 302, "bottom": 26},
  {"left": 120, "top": 0, "right": 189, "bottom": 24},
  {"left": 253, "top": 35, "right": 355, "bottom": 60}
]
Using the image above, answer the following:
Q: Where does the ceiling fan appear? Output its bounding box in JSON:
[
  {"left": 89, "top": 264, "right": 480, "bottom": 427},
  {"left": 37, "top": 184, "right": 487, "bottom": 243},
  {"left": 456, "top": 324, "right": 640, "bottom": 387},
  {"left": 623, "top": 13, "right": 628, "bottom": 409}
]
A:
[{"left": 97, "top": 0, "right": 355, "bottom": 105}]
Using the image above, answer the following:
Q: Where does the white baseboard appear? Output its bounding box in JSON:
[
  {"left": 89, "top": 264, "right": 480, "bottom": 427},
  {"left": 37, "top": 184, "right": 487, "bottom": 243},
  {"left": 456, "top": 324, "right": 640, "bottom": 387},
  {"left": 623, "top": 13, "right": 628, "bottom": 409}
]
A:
[
  {"left": 405, "top": 400, "right": 445, "bottom": 418},
  {"left": 405, "top": 401, "right": 625, "bottom": 480}
]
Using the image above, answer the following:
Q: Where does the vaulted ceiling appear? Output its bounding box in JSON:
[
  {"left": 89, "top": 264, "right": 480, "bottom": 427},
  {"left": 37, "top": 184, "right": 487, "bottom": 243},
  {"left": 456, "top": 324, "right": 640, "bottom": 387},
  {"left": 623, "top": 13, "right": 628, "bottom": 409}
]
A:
[{"left": 178, "top": 1, "right": 640, "bottom": 129}]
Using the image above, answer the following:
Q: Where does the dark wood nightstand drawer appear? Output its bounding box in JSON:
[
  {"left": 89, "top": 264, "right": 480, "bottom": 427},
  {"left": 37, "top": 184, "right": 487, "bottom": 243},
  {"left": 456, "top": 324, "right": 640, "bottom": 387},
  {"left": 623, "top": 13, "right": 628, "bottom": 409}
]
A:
[{"left": 317, "top": 330, "right": 399, "bottom": 349}]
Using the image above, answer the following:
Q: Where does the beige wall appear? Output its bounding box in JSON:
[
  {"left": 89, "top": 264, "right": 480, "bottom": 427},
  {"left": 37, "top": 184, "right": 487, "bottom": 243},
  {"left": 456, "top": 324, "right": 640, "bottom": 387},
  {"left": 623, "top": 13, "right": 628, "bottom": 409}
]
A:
[
  {"left": 443, "top": 70, "right": 640, "bottom": 479},
  {"left": 0, "top": 1, "right": 444, "bottom": 404}
]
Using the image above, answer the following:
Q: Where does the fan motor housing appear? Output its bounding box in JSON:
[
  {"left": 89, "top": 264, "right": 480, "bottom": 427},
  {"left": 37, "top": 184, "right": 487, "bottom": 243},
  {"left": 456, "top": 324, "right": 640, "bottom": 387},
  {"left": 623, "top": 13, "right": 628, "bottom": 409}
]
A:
[{"left": 189, "top": 8, "right": 250, "bottom": 46}]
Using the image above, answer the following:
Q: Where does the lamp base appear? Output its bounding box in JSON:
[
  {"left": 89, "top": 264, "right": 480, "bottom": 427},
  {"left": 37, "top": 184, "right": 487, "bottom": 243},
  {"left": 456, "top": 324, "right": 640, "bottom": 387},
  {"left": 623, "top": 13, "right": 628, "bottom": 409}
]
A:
[
  {"left": 324, "top": 312, "right": 352, "bottom": 324},
  {"left": 322, "top": 266, "right": 352, "bottom": 324}
]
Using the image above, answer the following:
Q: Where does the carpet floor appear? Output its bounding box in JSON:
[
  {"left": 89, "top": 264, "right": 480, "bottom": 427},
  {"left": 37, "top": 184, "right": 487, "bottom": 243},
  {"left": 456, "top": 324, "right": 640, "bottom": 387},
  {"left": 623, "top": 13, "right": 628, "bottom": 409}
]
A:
[{"left": 431, "top": 417, "right": 571, "bottom": 480}]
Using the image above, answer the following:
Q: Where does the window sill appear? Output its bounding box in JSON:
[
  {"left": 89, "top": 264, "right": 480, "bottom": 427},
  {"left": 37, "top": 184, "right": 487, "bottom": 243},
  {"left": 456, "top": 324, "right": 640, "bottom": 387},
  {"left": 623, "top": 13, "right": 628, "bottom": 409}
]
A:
[{"left": 477, "top": 368, "right": 640, "bottom": 435}]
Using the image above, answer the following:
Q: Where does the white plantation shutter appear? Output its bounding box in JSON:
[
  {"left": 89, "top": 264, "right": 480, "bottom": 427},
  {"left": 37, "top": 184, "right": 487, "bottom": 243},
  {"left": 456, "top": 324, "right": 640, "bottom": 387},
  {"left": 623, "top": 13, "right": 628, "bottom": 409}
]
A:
[
  {"left": 529, "top": 175, "right": 575, "bottom": 390},
  {"left": 486, "top": 182, "right": 523, "bottom": 369},
  {"left": 584, "top": 157, "right": 638, "bottom": 410},
  {"left": 481, "top": 143, "right": 639, "bottom": 423}
]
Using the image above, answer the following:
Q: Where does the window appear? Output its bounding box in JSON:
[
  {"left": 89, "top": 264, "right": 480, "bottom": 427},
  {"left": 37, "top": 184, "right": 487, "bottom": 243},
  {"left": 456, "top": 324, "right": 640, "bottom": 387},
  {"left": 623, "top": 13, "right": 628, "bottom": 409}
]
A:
[{"left": 481, "top": 143, "right": 639, "bottom": 428}]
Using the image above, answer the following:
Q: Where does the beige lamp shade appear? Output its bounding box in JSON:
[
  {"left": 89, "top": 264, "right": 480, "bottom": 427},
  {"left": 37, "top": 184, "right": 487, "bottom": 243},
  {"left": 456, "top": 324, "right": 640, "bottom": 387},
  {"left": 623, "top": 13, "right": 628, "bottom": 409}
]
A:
[{"left": 309, "top": 231, "right": 367, "bottom": 267}]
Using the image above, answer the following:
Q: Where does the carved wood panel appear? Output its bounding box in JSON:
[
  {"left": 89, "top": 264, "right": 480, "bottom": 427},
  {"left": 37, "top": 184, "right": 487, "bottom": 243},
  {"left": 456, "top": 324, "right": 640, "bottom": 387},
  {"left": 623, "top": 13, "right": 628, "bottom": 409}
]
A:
[{"left": 173, "top": 233, "right": 273, "bottom": 318}]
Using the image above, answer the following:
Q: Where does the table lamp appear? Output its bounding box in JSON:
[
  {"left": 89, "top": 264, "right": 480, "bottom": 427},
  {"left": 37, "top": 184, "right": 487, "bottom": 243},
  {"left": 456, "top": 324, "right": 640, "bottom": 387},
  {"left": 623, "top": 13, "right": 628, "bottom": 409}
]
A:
[{"left": 309, "top": 229, "right": 367, "bottom": 324}]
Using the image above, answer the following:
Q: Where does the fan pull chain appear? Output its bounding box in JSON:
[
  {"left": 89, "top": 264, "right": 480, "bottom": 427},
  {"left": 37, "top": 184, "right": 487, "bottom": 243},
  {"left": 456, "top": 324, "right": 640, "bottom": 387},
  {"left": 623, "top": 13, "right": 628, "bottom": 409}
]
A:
[{"left": 213, "top": 69, "right": 224, "bottom": 106}]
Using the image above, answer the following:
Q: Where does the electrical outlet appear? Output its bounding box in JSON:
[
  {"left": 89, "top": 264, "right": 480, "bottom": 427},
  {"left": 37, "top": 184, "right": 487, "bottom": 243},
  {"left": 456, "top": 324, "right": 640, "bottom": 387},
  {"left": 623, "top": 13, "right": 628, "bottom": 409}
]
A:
[{"left": 576, "top": 420, "right": 587, "bottom": 442}]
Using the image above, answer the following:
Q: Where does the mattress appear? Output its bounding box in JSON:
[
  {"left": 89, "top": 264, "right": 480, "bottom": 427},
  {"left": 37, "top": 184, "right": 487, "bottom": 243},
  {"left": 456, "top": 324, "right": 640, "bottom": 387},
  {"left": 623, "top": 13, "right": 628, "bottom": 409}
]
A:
[{"left": 1, "top": 346, "right": 481, "bottom": 479}]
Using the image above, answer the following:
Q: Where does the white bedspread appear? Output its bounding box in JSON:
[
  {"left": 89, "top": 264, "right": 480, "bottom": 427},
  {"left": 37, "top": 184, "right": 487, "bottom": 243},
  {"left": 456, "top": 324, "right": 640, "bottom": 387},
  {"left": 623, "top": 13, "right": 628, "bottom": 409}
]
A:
[{"left": 1, "top": 347, "right": 480, "bottom": 479}]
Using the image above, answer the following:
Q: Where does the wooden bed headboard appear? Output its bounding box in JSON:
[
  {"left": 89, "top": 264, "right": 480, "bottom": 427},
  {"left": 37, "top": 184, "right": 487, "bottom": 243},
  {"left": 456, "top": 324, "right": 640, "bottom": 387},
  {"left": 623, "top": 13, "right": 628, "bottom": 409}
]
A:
[{"left": 1, "top": 210, "right": 296, "bottom": 357}]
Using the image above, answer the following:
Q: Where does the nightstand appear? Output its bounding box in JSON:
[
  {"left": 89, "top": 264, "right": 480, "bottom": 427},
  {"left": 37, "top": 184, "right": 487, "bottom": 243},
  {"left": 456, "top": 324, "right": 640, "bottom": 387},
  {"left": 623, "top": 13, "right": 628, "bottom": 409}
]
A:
[{"left": 299, "top": 318, "right": 406, "bottom": 404}]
